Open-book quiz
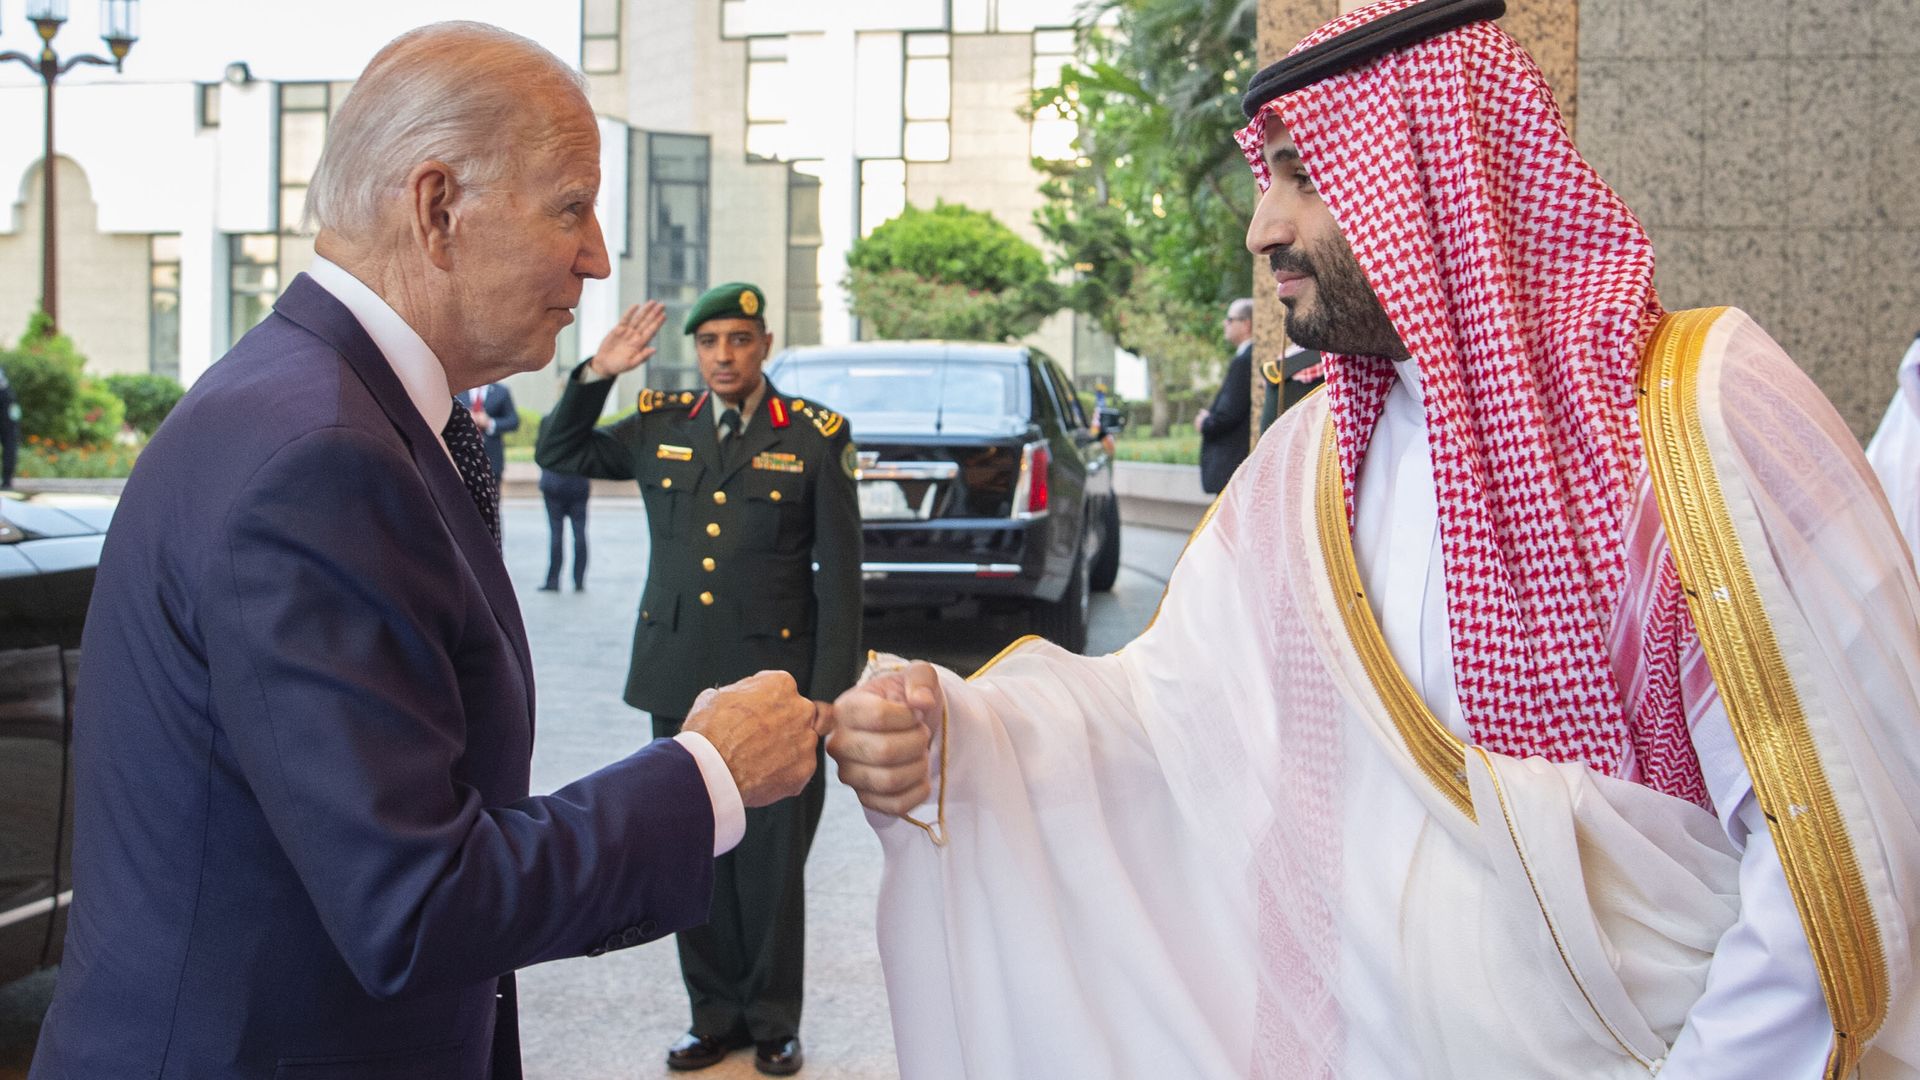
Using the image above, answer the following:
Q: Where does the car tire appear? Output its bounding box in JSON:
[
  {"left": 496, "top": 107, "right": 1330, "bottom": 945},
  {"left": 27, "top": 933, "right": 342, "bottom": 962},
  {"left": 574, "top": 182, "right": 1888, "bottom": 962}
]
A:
[
  {"left": 1031, "top": 540, "right": 1090, "bottom": 654},
  {"left": 1088, "top": 496, "right": 1121, "bottom": 594}
]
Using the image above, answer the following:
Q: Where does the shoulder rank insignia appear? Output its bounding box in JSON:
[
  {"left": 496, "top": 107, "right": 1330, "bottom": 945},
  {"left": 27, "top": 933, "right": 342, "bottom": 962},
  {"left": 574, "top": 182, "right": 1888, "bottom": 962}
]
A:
[
  {"left": 1262, "top": 359, "right": 1285, "bottom": 386},
  {"left": 638, "top": 389, "right": 698, "bottom": 414},
  {"left": 796, "top": 401, "right": 845, "bottom": 438}
]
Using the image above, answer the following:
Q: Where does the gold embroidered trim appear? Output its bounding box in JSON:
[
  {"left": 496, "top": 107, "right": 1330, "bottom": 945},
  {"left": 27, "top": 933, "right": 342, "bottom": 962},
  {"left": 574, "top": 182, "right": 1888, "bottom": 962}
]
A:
[
  {"left": 1315, "top": 421, "right": 1473, "bottom": 819},
  {"left": 1638, "top": 307, "right": 1887, "bottom": 1077}
]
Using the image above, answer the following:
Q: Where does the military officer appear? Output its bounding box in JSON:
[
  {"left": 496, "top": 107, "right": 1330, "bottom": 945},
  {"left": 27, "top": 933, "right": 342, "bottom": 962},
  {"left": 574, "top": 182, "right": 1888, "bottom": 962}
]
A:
[{"left": 536, "top": 283, "right": 861, "bottom": 1077}]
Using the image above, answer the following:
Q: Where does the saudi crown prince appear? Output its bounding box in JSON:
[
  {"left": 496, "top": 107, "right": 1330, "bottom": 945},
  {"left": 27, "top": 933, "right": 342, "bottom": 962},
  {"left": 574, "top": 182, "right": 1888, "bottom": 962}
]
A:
[{"left": 820, "top": 1, "right": 1920, "bottom": 1076}]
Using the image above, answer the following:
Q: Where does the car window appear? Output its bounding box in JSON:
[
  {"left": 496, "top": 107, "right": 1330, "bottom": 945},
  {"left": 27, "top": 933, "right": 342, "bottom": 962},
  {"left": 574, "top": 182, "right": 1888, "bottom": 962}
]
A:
[
  {"left": 1048, "top": 361, "right": 1089, "bottom": 430},
  {"left": 774, "top": 358, "right": 1029, "bottom": 434}
]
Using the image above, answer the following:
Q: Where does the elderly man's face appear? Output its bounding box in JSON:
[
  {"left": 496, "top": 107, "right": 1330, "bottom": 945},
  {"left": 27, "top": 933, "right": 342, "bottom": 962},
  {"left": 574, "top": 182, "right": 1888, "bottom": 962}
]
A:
[
  {"left": 1244, "top": 114, "right": 1405, "bottom": 360},
  {"left": 450, "top": 90, "right": 611, "bottom": 380}
]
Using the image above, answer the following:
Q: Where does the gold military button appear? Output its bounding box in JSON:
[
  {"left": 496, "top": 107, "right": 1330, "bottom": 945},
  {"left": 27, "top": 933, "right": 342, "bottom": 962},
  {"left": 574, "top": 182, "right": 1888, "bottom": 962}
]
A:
[
  {"left": 780, "top": 628, "right": 792, "bottom": 640},
  {"left": 662, "top": 477, "right": 673, "bottom": 490},
  {"left": 769, "top": 490, "right": 782, "bottom": 502},
  {"left": 706, "top": 522, "right": 721, "bottom": 537},
  {"left": 713, "top": 491, "right": 727, "bottom": 505},
  {"left": 699, "top": 591, "right": 714, "bottom": 606},
  {"left": 641, "top": 610, "right": 650, "bottom": 620},
  {"left": 702, "top": 558, "right": 716, "bottom": 572}
]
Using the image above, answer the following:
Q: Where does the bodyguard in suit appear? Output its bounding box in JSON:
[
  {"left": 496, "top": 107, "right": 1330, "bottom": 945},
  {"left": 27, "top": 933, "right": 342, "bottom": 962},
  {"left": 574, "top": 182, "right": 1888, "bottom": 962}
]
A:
[
  {"left": 463, "top": 381, "right": 520, "bottom": 485},
  {"left": 31, "top": 24, "right": 824, "bottom": 1080},
  {"left": 1195, "top": 297, "right": 1255, "bottom": 494},
  {"left": 537, "top": 283, "right": 862, "bottom": 1076}
]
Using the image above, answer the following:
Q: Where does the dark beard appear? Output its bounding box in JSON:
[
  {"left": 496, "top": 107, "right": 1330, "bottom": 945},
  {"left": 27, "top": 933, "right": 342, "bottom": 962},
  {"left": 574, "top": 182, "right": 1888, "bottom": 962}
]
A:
[{"left": 1271, "top": 241, "right": 1405, "bottom": 359}]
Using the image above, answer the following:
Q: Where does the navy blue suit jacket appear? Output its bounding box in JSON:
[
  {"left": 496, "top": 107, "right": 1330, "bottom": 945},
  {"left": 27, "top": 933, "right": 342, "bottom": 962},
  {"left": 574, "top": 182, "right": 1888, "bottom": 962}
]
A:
[
  {"left": 32, "top": 275, "right": 715, "bottom": 1080},
  {"left": 464, "top": 382, "right": 519, "bottom": 480}
]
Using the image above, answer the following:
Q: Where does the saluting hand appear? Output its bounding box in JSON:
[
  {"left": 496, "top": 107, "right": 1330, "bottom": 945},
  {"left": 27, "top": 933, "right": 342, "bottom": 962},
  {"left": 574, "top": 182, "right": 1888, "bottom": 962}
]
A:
[
  {"left": 816, "top": 663, "right": 940, "bottom": 817},
  {"left": 587, "top": 300, "right": 668, "bottom": 378}
]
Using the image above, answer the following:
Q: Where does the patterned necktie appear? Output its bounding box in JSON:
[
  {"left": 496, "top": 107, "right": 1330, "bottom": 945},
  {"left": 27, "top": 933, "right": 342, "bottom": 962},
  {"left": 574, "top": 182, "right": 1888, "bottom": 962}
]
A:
[
  {"left": 443, "top": 399, "right": 501, "bottom": 546},
  {"left": 718, "top": 407, "right": 742, "bottom": 468}
]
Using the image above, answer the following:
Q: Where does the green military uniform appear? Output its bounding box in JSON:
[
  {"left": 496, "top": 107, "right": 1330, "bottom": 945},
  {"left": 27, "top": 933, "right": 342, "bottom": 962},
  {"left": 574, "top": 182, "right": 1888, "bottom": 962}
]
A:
[{"left": 535, "top": 284, "right": 862, "bottom": 1052}]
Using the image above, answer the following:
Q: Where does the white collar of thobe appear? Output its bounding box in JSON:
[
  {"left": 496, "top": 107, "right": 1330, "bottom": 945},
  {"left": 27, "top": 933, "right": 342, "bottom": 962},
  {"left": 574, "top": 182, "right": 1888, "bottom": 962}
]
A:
[
  {"left": 1391, "top": 355, "right": 1425, "bottom": 407},
  {"left": 307, "top": 256, "right": 456, "bottom": 455}
]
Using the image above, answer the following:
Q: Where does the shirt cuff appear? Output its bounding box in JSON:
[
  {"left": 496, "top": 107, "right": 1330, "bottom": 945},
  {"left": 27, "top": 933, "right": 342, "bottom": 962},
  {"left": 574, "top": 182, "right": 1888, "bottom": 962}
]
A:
[
  {"left": 578, "top": 361, "right": 611, "bottom": 384},
  {"left": 672, "top": 731, "right": 745, "bottom": 856}
]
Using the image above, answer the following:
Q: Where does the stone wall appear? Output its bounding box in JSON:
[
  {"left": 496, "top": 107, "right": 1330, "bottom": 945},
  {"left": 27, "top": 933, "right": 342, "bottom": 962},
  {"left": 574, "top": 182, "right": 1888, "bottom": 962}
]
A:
[{"left": 1578, "top": 0, "right": 1920, "bottom": 437}]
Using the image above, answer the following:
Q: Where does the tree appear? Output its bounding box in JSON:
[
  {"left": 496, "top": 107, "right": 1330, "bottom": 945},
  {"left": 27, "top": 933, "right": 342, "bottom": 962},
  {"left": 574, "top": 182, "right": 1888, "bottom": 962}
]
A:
[
  {"left": 4, "top": 309, "right": 123, "bottom": 447},
  {"left": 844, "top": 201, "right": 1060, "bottom": 341},
  {"left": 1031, "top": 0, "right": 1259, "bottom": 434}
]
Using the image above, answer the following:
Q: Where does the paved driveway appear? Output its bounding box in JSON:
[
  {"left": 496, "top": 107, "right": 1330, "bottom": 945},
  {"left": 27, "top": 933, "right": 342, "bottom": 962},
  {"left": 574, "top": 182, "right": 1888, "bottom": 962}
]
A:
[{"left": 0, "top": 499, "right": 1188, "bottom": 1080}]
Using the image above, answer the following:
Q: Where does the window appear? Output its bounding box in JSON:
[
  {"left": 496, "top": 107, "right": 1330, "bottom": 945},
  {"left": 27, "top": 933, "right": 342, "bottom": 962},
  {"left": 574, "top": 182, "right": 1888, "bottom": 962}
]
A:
[
  {"left": 278, "top": 82, "right": 330, "bottom": 234},
  {"left": 196, "top": 83, "right": 219, "bottom": 129},
  {"left": 1031, "top": 28, "right": 1078, "bottom": 161},
  {"left": 582, "top": 0, "right": 620, "bottom": 74},
  {"left": 648, "top": 133, "right": 709, "bottom": 378},
  {"left": 859, "top": 158, "right": 906, "bottom": 237},
  {"left": 229, "top": 234, "right": 280, "bottom": 346},
  {"left": 903, "top": 33, "right": 950, "bottom": 162},
  {"left": 786, "top": 161, "right": 823, "bottom": 346},
  {"left": 149, "top": 235, "right": 180, "bottom": 380},
  {"left": 745, "top": 37, "right": 790, "bottom": 161}
]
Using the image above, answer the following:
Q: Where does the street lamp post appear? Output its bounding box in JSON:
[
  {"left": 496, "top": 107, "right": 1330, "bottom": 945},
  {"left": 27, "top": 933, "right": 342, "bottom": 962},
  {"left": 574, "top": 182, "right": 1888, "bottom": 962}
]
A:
[{"left": 0, "top": 0, "right": 140, "bottom": 336}]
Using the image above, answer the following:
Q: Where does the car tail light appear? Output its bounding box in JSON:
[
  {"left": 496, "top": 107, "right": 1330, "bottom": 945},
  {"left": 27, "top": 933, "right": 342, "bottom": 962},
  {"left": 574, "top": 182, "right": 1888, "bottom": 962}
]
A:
[{"left": 1012, "top": 441, "right": 1050, "bottom": 517}]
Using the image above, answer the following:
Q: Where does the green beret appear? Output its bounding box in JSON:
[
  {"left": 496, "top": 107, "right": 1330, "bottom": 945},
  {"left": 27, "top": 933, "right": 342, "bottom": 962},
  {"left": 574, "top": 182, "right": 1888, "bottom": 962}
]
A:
[{"left": 683, "top": 282, "right": 768, "bottom": 334}]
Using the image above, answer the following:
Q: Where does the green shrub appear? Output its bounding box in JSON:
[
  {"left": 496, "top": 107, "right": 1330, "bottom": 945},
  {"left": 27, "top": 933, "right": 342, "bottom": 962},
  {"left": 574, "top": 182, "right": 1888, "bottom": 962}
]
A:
[
  {"left": 5, "top": 310, "right": 121, "bottom": 447},
  {"left": 3, "top": 348, "right": 80, "bottom": 443},
  {"left": 18, "top": 437, "right": 141, "bottom": 479},
  {"left": 845, "top": 202, "right": 1060, "bottom": 342},
  {"left": 103, "top": 373, "right": 185, "bottom": 436},
  {"left": 502, "top": 407, "right": 541, "bottom": 449}
]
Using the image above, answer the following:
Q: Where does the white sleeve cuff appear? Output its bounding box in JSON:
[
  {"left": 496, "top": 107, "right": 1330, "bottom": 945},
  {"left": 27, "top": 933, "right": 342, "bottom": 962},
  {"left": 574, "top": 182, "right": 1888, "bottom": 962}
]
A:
[
  {"left": 673, "top": 731, "right": 746, "bottom": 855},
  {"left": 578, "top": 362, "right": 611, "bottom": 384}
]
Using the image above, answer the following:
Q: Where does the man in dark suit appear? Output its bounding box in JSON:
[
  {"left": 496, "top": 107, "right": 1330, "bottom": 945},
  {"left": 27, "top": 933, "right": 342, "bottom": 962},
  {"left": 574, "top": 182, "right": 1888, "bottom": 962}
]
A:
[
  {"left": 537, "top": 283, "right": 862, "bottom": 1076},
  {"left": 536, "top": 414, "right": 592, "bottom": 592},
  {"left": 1195, "top": 297, "right": 1255, "bottom": 494},
  {"left": 463, "top": 381, "right": 520, "bottom": 488},
  {"left": 30, "top": 24, "right": 822, "bottom": 1080}
]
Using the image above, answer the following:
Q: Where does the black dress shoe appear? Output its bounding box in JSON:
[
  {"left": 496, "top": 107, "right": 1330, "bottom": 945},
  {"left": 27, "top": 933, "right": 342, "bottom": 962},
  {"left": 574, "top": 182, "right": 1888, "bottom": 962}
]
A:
[
  {"left": 754, "top": 1036, "right": 803, "bottom": 1076},
  {"left": 665, "top": 1031, "right": 745, "bottom": 1071},
  {"left": 537, "top": 582, "right": 559, "bottom": 592}
]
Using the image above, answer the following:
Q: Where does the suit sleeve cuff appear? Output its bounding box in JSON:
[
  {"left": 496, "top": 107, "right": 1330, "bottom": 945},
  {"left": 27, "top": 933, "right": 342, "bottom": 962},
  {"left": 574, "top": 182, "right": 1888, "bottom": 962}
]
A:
[{"left": 672, "top": 731, "right": 745, "bottom": 855}]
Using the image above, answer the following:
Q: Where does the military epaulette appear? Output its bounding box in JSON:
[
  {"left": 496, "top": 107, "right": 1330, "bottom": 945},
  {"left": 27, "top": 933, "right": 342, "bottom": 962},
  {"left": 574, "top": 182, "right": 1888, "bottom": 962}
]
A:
[
  {"left": 1262, "top": 359, "right": 1286, "bottom": 386},
  {"left": 637, "top": 388, "right": 699, "bottom": 414},
  {"left": 790, "top": 399, "right": 845, "bottom": 438}
]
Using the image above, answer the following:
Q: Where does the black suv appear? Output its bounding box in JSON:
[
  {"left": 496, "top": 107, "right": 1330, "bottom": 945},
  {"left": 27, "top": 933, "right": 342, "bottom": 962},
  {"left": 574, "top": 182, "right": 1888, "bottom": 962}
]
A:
[
  {"left": 766, "top": 342, "right": 1120, "bottom": 652},
  {"left": 0, "top": 492, "right": 112, "bottom": 988}
]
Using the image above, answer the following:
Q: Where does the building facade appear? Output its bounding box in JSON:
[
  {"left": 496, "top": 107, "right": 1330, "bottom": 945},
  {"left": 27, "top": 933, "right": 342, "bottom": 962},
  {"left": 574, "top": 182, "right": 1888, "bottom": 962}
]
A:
[{"left": 0, "top": 0, "right": 1118, "bottom": 418}]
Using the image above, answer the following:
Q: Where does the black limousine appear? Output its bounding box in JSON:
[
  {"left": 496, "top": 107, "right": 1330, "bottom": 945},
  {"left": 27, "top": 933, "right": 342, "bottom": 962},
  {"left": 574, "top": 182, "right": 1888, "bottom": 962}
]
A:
[{"left": 766, "top": 341, "right": 1120, "bottom": 652}]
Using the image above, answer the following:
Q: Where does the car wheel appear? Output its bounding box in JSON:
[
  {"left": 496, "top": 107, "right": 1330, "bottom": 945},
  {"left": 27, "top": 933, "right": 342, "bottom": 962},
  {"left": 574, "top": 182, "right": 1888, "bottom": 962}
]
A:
[
  {"left": 1088, "top": 496, "right": 1121, "bottom": 594},
  {"left": 1030, "top": 540, "right": 1090, "bottom": 654}
]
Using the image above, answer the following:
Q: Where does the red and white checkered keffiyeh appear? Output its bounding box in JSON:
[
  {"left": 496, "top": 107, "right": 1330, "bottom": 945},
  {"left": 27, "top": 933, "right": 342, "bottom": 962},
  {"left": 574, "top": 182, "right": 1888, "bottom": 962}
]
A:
[{"left": 1236, "top": 0, "right": 1708, "bottom": 804}]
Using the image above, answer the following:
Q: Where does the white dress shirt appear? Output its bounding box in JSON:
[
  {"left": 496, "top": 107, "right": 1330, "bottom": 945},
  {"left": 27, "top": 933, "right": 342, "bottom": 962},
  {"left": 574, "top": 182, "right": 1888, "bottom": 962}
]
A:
[
  {"left": 1350, "top": 358, "right": 1831, "bottom": 1077},
  {"left": 305, "top": 257, "right": 745, "bottom": 856}
]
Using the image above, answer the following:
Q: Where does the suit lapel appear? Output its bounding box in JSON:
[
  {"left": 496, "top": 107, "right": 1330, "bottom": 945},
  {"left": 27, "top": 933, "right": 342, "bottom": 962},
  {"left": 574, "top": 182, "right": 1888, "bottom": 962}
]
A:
[{"left": 272, "top": 275, "right": 536, "bottom": 713}]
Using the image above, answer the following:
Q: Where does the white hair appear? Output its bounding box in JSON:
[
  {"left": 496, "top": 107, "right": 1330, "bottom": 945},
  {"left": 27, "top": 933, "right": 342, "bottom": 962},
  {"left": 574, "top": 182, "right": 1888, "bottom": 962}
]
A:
[
  {"left": 1228, "top": 297, "right": 1255, "bottom": 321},
  {"left": 306, "top": 21, "right": 588, "bottom": 238}
]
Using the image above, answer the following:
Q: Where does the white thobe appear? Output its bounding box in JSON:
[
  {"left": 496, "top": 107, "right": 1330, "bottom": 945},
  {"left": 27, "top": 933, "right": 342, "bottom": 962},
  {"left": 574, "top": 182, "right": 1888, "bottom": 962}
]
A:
[{"left": 1351, "top": 358, "right": 1831, "bottom": 1077}]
